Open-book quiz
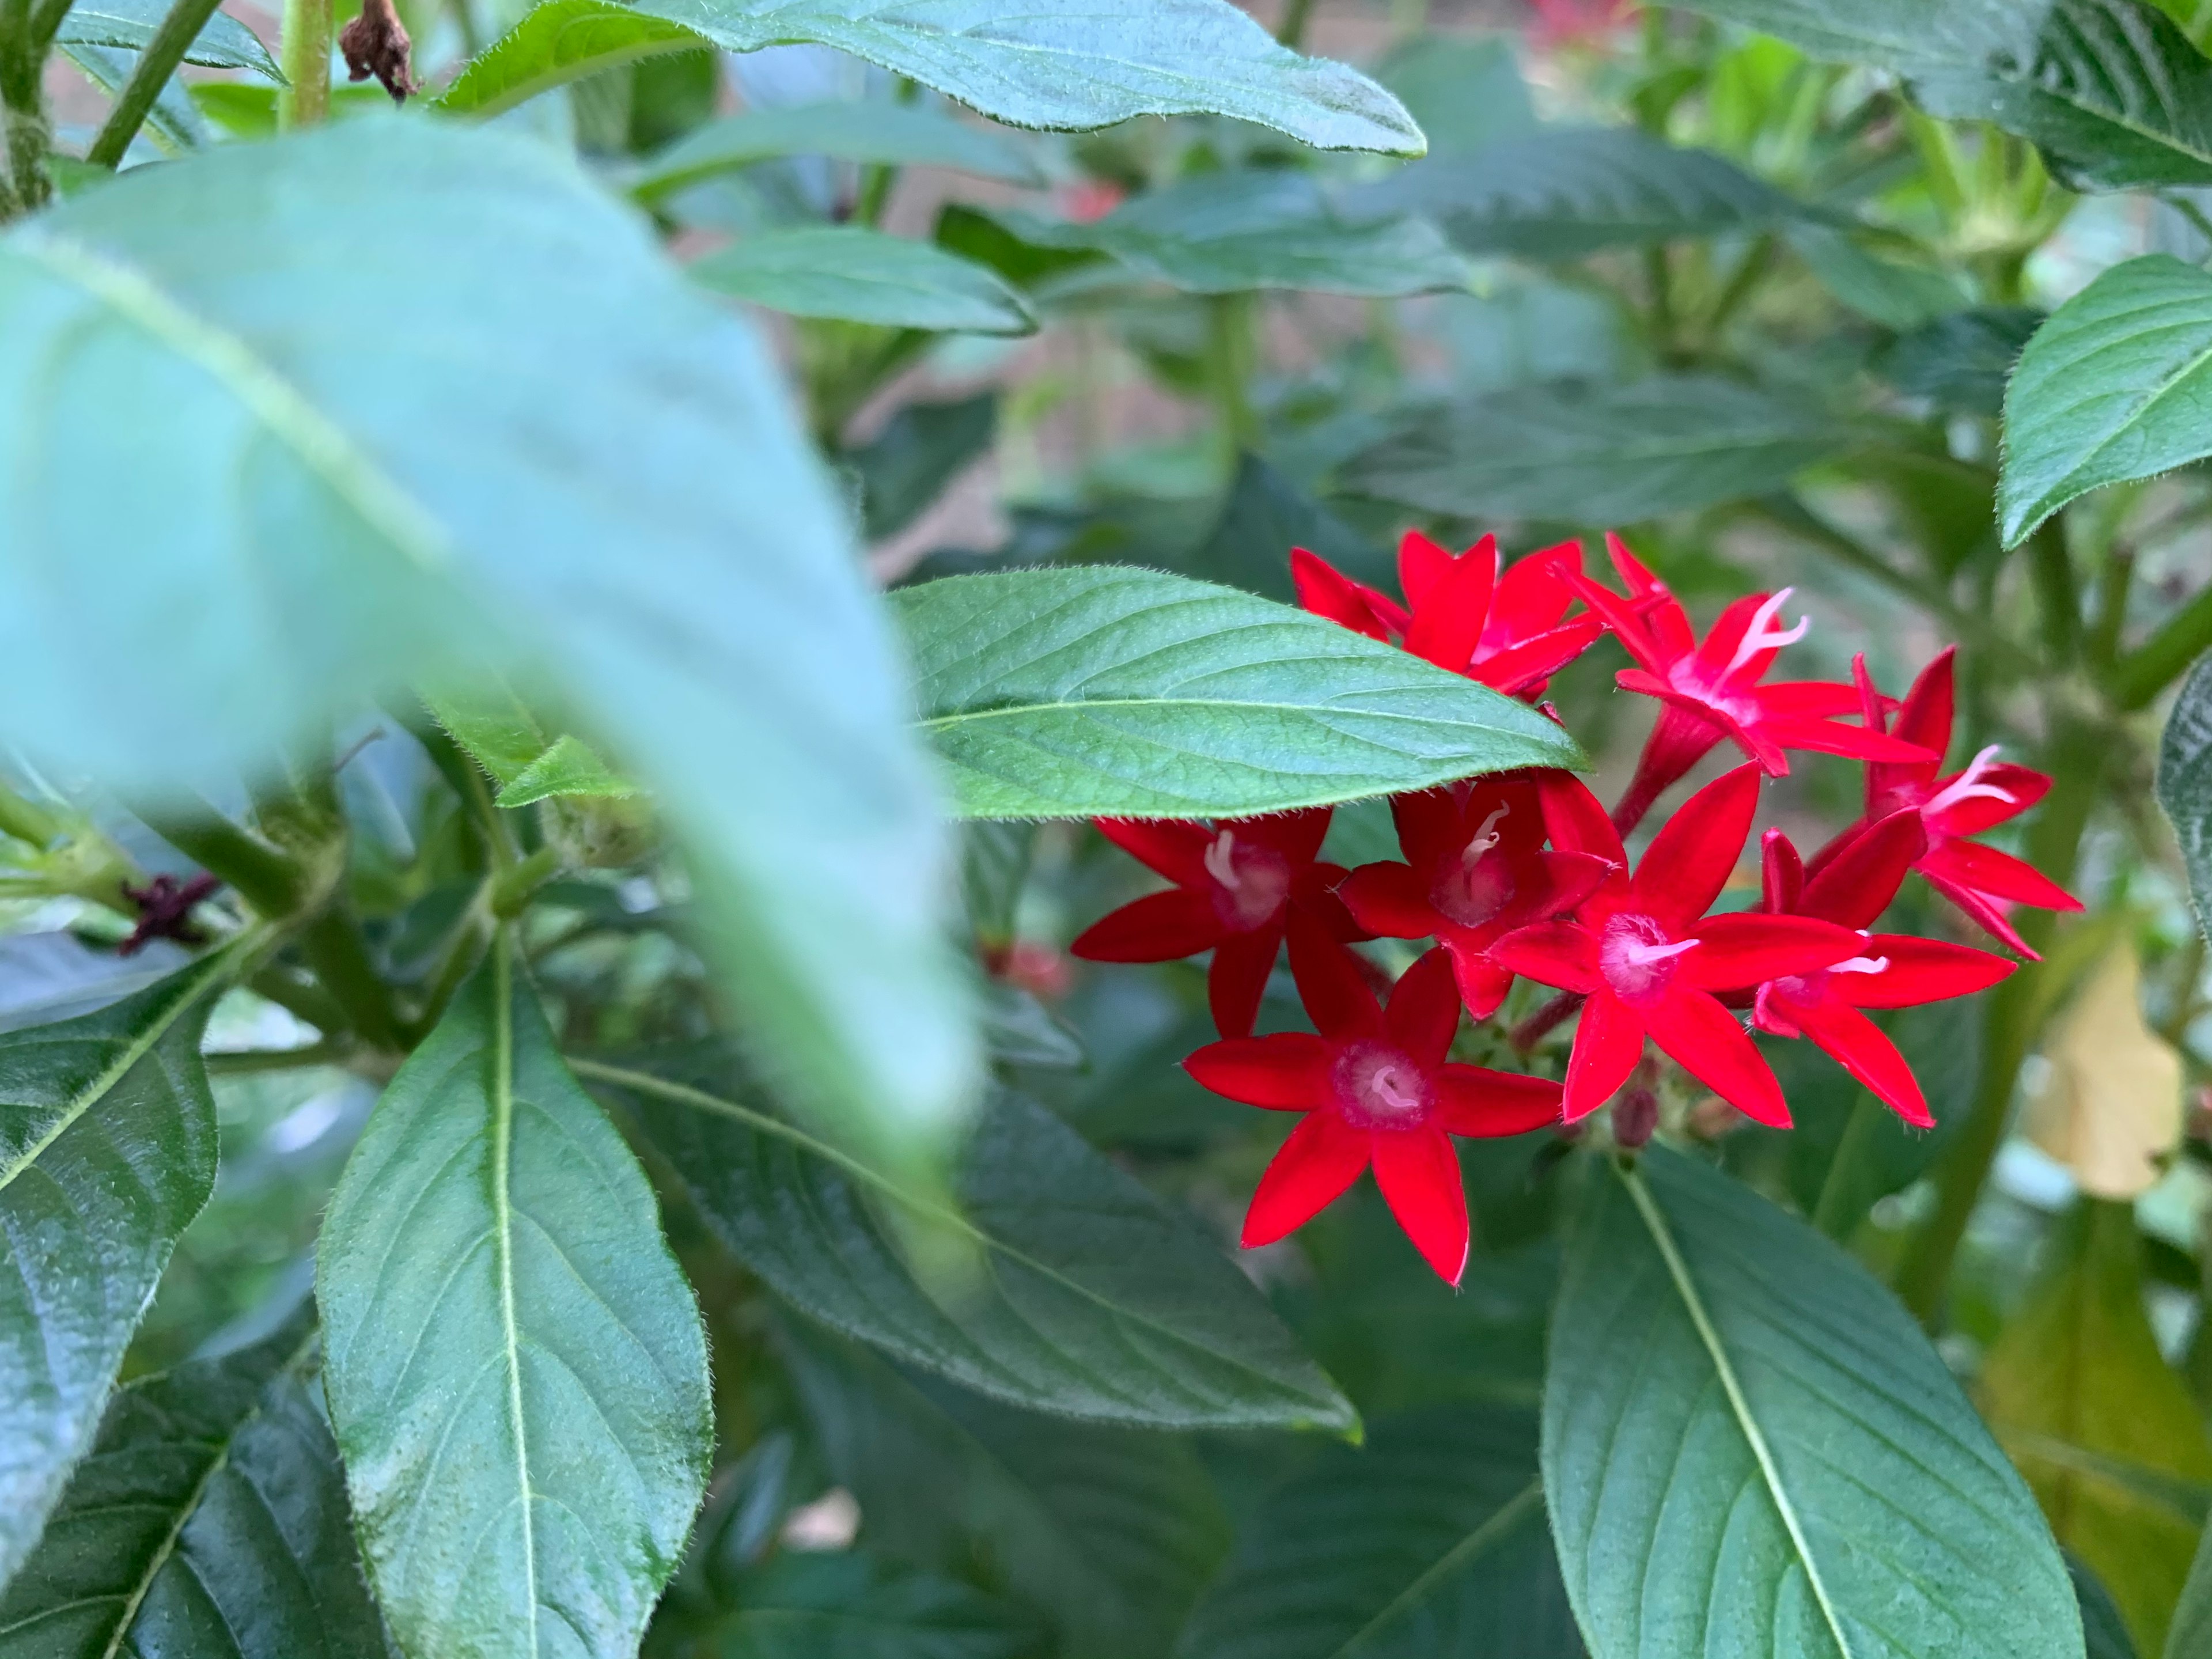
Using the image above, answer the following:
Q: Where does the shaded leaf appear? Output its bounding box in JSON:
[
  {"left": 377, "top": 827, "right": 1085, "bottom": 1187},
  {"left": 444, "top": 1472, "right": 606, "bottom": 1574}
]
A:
[
  {"left": 433, "top": 0, "right": 709, "bottom": 118},
  {"left": 1373, "top": 33, "right": 1536, "bottom": 156},
  {"left": 0, "top": 932, "right": 186, "bottom": 1034},
  {"left": 718, "top": 1552, "right": 1036, "bottom": 1659},
  {"left": 57, "top": 0, "right": 282, "bottom": 78},
  {"left": 2072, "top": 1554, "right": 2142, "bottom": 1659},
  {"left": 1786, "top": 222, "right": 1967, "bottom": 329},
  {"left": 425, "top": 679, "right": 635, "bottom": 807},
  {"left": 892, "top": 566, "right": 1584, "bottom": 819},
  {"left": 846, "top": 392, "right": 997, "bottom": 543},
  {"left": 2023, "top": 942, "right": 2183, "bottom": 1199},
  {"left": 2172, "top": 1522, "right": 2212, "bottom": 1658},
  {"left": 691, "top": 226, "right": 1035, "bottom": 334},
  {"left": 1185, "top": 452, "right": 1393, "bottom": 603},
  {"left": 1878, "top": 305, "right": 2043, "bottom": 416},
  {"left": 2161, "top": 650, "right": 2212, "bottom": 951},
  {"left": 59, "top": 41, "right": 205, "bottom": 150},
  {"left": 632, "top": 99, "right": 1041, "bottom": 203}
]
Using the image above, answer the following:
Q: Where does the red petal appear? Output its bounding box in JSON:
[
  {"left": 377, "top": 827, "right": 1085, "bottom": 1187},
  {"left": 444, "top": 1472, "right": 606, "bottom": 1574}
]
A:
[
  {"left": 1918, "top": 839, "right": 2082, "bottom": 911},
  {"left": 1645, "top": 986, "right": 1791, "bottom": 1127},
  {"left": 1797, "top": 808, "right": 1925, "bottom": 929},
  {"left": 1209, "top": 925, "right": 1282, "bottom": 1038},
  {"left": 1293, "top": 548, "right": 1391, "bottom": 639},
  {"left": 1386, "top": 947, "right": 1462, "bottom": 1068},
  {"left": 1891, "top": 647, "right": 1955, "bottom": 762},
  {"left": 1397, "top": 528, "right": 1458, "bottom": 611},
  {"left": 1929, "top": 764, "right": 2048, "bottom": 836},
  {"left": 1404, "top": 540, "right": 1497, "bottom": 674},
  {"left": 1435, "top": 1065, "right": 1562, "bottom": 1135},
  {"left": 1488, "top": 541, "right": 1579, "bottom": 640},
  {"left": 1487, "top": 920, "right": 1601, "bottom": 994},
  {"left": 1563, "top": 569, "right": 1668, "bottom": 674},
  {"left": 1612, "top": 698, "right": 1733, "bottom": 826},
  {"left": 1760, "top": 827, "right": 1804, "bottom": 915},
  {"left": 1562, "top": 991, "right": 1644, "bottom": 1122},
  {"left": 1695, "top": 593, "right": 1767, "bottom": 679},
  {"left": 1370, "top": 1126, "right": 1469, "bottom": 1285},
  {"left": 1241, "top": 806, "right": 1332, "bottom": 865},
  {"left": 1184, "top": 1033, "right": 1334, "bottom": 1108},
  {"left": 1791, "top": 997, "right": 1933, "bottom": 1127},
  {"left": 1755, "top": 711, "right": 1939, "bottom": 765},
  {"left": 1516, "top": 850, "right": 1614, "bottom": 923},
  {"left": 1389, "top": 786, "right": 1464, "bottom": 870},
  {"left": 1538, "top": 771, "right": 1626, "bottom": 866},
  {"left": 1470, "top": 619, "right": 1605, "bottom": 694},
  {"left": 1241, "top": 1112, "right": 1371, "bottom": 1247},
  {"left": 1071, "top": 888, "right": 1225, "bottom": 962},
  {"left": 1286, "top": 908, "right": 1384, "bottom": 1040},
  {"left": 1680, "top": 913, "right": 1861, "bottom": 991},
  {"left": 1756, "top": 680, "right": 1863, "bottom": 717},
  {"left": 1094, "top": 819, "right": 1212, "bottom": 885},
  {"left": 1634, "top": 763, "right": 1761, "bottom": 934},
  {"left": 1442, "top": 942, "right": 1515, "bottom": 1019},
  {"left": 1922, "top": 869, "right": 2039, "bottom": 958},
  {"left": 1843, "top": 935, "right": 2016, "bottom": 1006},
  {"left": 1339, "top": 861, "right": 1439, "bottom": 939}
]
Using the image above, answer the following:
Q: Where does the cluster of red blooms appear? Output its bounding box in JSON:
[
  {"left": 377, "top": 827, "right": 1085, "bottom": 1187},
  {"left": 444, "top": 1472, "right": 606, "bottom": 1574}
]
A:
[{"left": 1072, "top": 532, "right": 2082, "bottom": 1285}]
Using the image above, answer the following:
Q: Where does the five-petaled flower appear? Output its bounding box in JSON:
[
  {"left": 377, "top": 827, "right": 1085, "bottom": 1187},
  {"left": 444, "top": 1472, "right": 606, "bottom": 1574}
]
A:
[
  {"left": 1184, "top": 914, "right": 1563, "bottom": 1284},
  {"left": 1488, "top": 766, "right": 1863, "bottom": 1126}
]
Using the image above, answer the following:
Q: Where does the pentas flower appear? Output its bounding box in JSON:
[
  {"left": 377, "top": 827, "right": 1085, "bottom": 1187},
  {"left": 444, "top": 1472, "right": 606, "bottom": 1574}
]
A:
[
  {"left": 1746, "top": 813, "right": 2016, "bottom": 1126},
  {"left": 1563, "top": 537, "right": 1934, "bottom": 830},
  {"left": 1487, "top": 765, "right": 1863, "bottom": 1127},
  {"left": 1338, "top": 775, "right": 1612, "bottom": 1020},
  {"left": 1806, "top": 648, "right": 2081, "bottom": 957},
  {"left": 1070, "top": 809, "right": 1348, "bottom": 1039},
  {"left": 1184, "top": 916, "right": 1563, "bottom": 1284},
  {"left": 1293, "top": 531, "right": 1603, "bottom": 697}
]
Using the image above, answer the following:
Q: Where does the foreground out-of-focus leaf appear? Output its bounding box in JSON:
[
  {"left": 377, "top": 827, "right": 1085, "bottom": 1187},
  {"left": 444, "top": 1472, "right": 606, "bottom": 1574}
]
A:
[
  {"left": 57, "top": 0, "right": 282, "bottom": 78},
  {"left": 319, "top": 938, "right": 711, "bottom": 1659},
  {"left": 0, "top": 955, "right": 230, "bottom": 1590},
  {"left": 1547, "top": 1148, "right": 2080, "bottom": 1659},
  {"left": 631, "top": 99, "right": 1041, "bottom": 202},
  {"left": 892, "top": 567, "right": 1583, "bottom": 818},
  {"left": 588, "top": 1050, "right": 1354, "bottom": 1433},
  {"left": 690, "top": 226, "right": 1036, "bottom": 334},
  {"left": 1983, "top": 1200, "right": 2212, "bottom": 1655},
  {"left": 0, "top": 1314, "right": 386, "bottom": 1659},
  {"left": 0, "top": 115, "right": 977, "bottom": 1171}
]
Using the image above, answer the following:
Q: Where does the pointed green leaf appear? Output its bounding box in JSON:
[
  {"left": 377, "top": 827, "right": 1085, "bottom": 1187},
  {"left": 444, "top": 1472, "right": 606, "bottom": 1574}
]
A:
[
  {"left": 589, "top": 1051, "right": 1353, "bottom": 1432},
  {"left": 892, "top": 566, "right": 1584, "bottom": 819},
  {"left": 425, "top": 680, "right": 636, "bottom": 807},
  {"left": 431, "top": 0, "right": 709, "bottom": 118},
  {"left": 632, "top": 100, "right": 1042, "bottom": 202},
  {"left": 719, "top": 1552, "right": 1036, "bottom": 1659},
  {"left": 0, "top": 954, "right": 232, "bottom": 1592},
  {"left": 0, "top": 1313, "right": 387, "bottom": 1659},
  {"left": 319, "top": 938, "right": 712, "bottom": 1659},
  {"left": 1545, "top": 1149, "right": 2079, "bottom": 1659},
  {"left": 691, "top": 228, "right": 1036, "bottom": 334},
  {"left": 2074, "top": 1555, "right": 2142, "bottom": 1659},
  {"left": 57, "top": 0, "right": 283, "bottom": 79}
]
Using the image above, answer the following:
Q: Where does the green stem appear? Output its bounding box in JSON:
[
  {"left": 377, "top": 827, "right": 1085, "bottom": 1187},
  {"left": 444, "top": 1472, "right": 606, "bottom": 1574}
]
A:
[
  {"left": 0, "top": 4, "right": 47, "bottom": 217},
  {"left": 278, "top": 0, "right": 331, "bottom": 129},
  {"left": 1204, "top": 293, "right": 1259, "bottom": 473},
  {"left": 86, "top": 0, "right": 226, "bottom": 165},
  {"left": 294, "top": 904, "right": 406, "bottom": 1051},
  {"left": 0, "top": 778, "right": 62, "bottom": 850},
  {"left": 204, "top": 1040, "right": 353, "bottom": 1075},
  {"left": 2110, "top": 578, "right": 2212, "bottom": 710},
  {"left": 130, "top": 798, "right": 309, "bottom": 917},
  {"left": 2085, "top": 544, "right": 2134, "bottom": 674},
  {"left": 2027, "top": 519, "right": 2081, "bottom": 666},
  {"left": 1812, "top": 1093, "right": 1887, "bottom": 1241},
  {"left": 1701, "top": 233, "right": 1774, "bottom": 343},
  {"left": 248, "top": 964, "right": 350, "bottom": 1034},
  {"left": 1275, "top": 0, "right": 1315, "bottom": 46},
  {"left": 491, "top": 845, "right": 560, "bottom": 918},
  {"left": 852, "top": 163, "right": 896, "bottom": 227}
]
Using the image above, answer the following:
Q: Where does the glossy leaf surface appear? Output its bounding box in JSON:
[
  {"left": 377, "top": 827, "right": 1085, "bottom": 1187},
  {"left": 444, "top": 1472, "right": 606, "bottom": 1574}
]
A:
[
  {"left": 632, "top": 99, "right": 1041, "bottom": 201},
  {"left": 56, "top": 0, "right": 282, "bottom": 78}
]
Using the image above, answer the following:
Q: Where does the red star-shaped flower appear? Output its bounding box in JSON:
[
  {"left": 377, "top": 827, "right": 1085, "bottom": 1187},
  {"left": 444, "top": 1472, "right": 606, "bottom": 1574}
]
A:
[
  {"left": 1184, "top": 916, "right": 1563, "bottom": 1283},
  {"left": 1488, "top": 764, "right": 1863, "bottom": 1127},
  {"left": 1806, "top": 648, "right": 2081, "bottom": 957},
  {"left": 1071, "top": 809, "right": 1345, "bottom": 1037},
  {"left": 1745, "top": 812, "right": 2017, "bottom": 1126},
  {"left": 1336, "top": 775, "right": 1612, "bottom": 1020},
  {"left": 1565, "top": 536, "right": 1934, "bottom": 830},
  {"left": 1293, "top": 531, "right": 1603, "bottom": 697}
]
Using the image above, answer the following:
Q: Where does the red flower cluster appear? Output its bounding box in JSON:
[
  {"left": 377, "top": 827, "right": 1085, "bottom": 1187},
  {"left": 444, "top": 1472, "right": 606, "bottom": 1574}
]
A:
[{"left": 1071, "top": 531, "right": 2079, "bottom": 1283}]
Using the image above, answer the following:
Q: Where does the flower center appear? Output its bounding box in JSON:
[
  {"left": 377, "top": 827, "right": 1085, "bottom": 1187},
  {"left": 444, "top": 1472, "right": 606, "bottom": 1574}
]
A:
[
  {"left": 1202, "top": 830, "right": 1292, "bottom": 930},
  {"left": 1923, "top": 745, "right": 2016, "bottom": 819},
  {"left": 1433, "top": 803, "right": 1515, "bottom": 927},
  {"left": 1724, "top": 588, "right": 1810, "bottom": 677},
  {"left": 1597, "top": 912, "right": 1696, "bottom": 1006},
  {"left": 1332, "top": 1041, "right": 1434, "bottom": 1130}
]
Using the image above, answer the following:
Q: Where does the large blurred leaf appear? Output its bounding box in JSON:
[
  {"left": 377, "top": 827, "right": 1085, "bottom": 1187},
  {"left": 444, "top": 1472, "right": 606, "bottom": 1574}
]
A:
[
  {"left": 1983, "top": 1200, "right": 2212, "bottom": 1655},
  {"left": 892, "top": 566, "right": 1584, "bottom": 818},
  {"left": 57, "top": 0, "right": 282, "bottom": 78},
  {"left": 1786, "top": 223, "right": 1967, "bottom": 329},
  {"left": 0, "top": 1315, "right": 387, "bottom": 1659},
  {"left": 0, "top": 955, "right": 229, "bottom": 1591},
  {"left": 2001, "top": 256, "right": 2212, "bottom": 545},
  {"left": 1374, "top": 33, "right": 1536, "bottom": 156},
  {"left": 444, "top": 0, "right": 1423, "bottom": 154},
  {"left": 1344, "top": 375, "right": 1853, "bottom": 525},
  {"left": 1547, "top": 1149, "right": 2080, "bottom": 1659},
  {"left": 0, "top": 116, "right": 976, "bottom": 1164},
  {"left": 716, "top": 1552, "right": 1036, "bottom": 1659},
  {"left": 1354, "top": 126, "right": 1807, "bottom": 259},
  {"left": 1175, "top": 1404, "right": 1583, "bottom": 1659},
  {"left": 1652, "top": 0, "right": 2025, "bottom": 73},
  {"left": 319, "top": 940, "right": 712, "bottom": 1659},
  {"left": 632, "top": 99, "right": 1041, "bottom": 203},
  {"left": 783, "top": 1321, "right": 1229, "bottom": 1659},
  {"left": 991, "top": 172, "right": 1468, "bottom": 296},
  {"left": 691, "top": 226, "right": 1035, "bottom": 333},
  {"left": 589, "top": 1049, "right": 1355, "bottom": 1433}
]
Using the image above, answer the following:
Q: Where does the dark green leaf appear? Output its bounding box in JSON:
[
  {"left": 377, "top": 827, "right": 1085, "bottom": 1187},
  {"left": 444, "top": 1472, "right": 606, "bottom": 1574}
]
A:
[
  {"left": 1785, "top": 223, "right": 1967, "bottom": 329},
  {"left": 1373, "top": 33, "right": 1536, "bottom": 156},
  {"left": 847, "top": 392, "right": 997, "bottom": 543},
  {"left": 425, "top": 679, "right": 635, "bottom": 807},
  {"left": 691, "top": 226, "right": 1035, "bottom": 334},
  {"left": 590, "top": 1051, "right": 1354, "bottom": 1433},
  {"left": 319, "top": 939, "right": 712, "bottom": 1659},
  {"left": 1649, "top": 0, "right": 2026, "bottom": 75},
  {"left": 892, "top": 566, "right": 1584, "bottom": 819},
  {"left": 718, "top": 1552, "right": 1035, "bottom": 1659},
  {"left": 2158, "top": 652, "right": 2212, "bottom": 948},
  {"left": 2073, "top": 1554, "right": 2142, "bottom": 1659},
  {"left": 0, "top": 117, "right": 977, "bottom": 1169},
  {"left": 0, "top": 933, "right": 183, "bottom": 1033},
  {"left": 0, "top": 1315, "right": 388, "bottom": 1659},
  {"left": 1999, "top": 255, "right": 2212, "bottom": 545},
  {"left": 1187, "top": 453, "right": 1393, "bottom": 603},
  {"left": 2172, "top": 1522, "right": 2212, "bottom": 1658},
  {"left": 1546, "top": 1149, "right": 2080, "bottom": 1659},
  {"left": 59, "top": 41, "right": 205, "bottom": 150},
  {"left": 433, "top": 0, "right": 709, "bottom": 118},
  {"left": 977, "top": 984, "right": 1084, "bottom": 1071},
  {"left": 1176, "top": 1404, "right": 1582, "bottom": 1659},
  {"left": 991, "top": 172, "right": 1467, "bottom": 296},
  {"left": 1344, "top": 375, "right": 1853, "bottom": 525},
  {"left": 0, "top": 954, "right": 230, "bottom": 1590},
  {"left": 632, "top": 100, "right": 1041, "bottom": 203},
  {"left": 57, "top": 0, "right": 283, "bottom": 78},
  {"left": 1878, "top": 305, "right": 2044, "bottom": 416},
  {"left": 782, "top": 1321, "right": 1229, "bottom": 1659}
]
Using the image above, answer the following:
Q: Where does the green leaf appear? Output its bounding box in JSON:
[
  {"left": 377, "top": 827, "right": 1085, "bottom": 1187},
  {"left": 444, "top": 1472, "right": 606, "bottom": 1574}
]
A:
[
  {"left": 432, "top": 0, "right": 709, "bottom": 118},
  {"left": 846, "top": 391, "right": 997, "bottom": 543},
  {"left": 59, "top": 41, "right": 206, "bottom": 151},
  {"left": 718, "top": 1552, "right": 1036, "bottom": 1659},
  {"left": 891, "top": 566, "right": 1585, "bottom": 819},
  {"left": 0, "top": 116, "right": 977, "bottom": 1173},
  {"left": 318, "top": 938, "right": 712, "bottom": 1659},
  {"left": 588, "top": 1051, "right": 1354, "bottom": 1433},
  {"left": 1373, "top": 32, "right": 1536, "bottom": 156},
  {"left": 1185, "top": 453, "right": 1393, "bottom": 603},
  {"left": 425, "top": 679, "right": 636, "bottom": 807},
  {"left": 691, "top": 226, "right": 1036, "bottom": 334},
  {"left": 1785, "top": 222, "right": 1967, "bottom": 330},
  {"left": 1546, "top": 1149, "right": 2080, "bottom": 1659},
  {"left": 1878, "top": 305, "right": 2044, "bottom": 416},
  {"left": 990, "top": 172, "right": 1467, "bottom": 296},
  {"left": 632, "top": 99, "right": 1041, "bottom": 203},
  {"left": 1983, "top": 1200, "right": 2212, "bottom": 1656},
  {"left": 1344, "top": 375, "right": 1853, "bottom": 525},
  {"left": 57, "top": 0, "right": 283, "bottom": 78},
  {"left": 1174, "top": 1404, "right": 1582, "bottom": 1659},
  {"left": 0, "top": 1313, "right": 388, "bottom": 1659},
  {"left": 2001, "top": 255, "right": 2212, "bottom": 544},
  {"left": 782, "top": 1321, "right": 1229, "bottom": 1659},
  {"left": 1353, "top": 126, "right": 1807, "bottom": 259},
  {"left": 2172, "top": 1523, "right": 2212, "bottom": 1658},
  {"left": 2073, "top": 1555, "right": 2142, "bottom": 1659},
  {"left": 2158, "top": 651, "right": 2212, "bottom": 949},
  {"left": 448, "top": 0, "right": 1424, "bottom": 154},
  {"left": 0, "top": 954, "right": 232, "bottom": 1592},
  {"left": 1649, "top": 0, "right": 2026, "bottom": 76}
]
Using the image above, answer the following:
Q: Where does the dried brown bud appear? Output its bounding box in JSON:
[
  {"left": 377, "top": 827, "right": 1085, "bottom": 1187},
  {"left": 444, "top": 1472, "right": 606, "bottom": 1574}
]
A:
[{"left": 340, "top": 0, "right": 416, "bottom": 102}]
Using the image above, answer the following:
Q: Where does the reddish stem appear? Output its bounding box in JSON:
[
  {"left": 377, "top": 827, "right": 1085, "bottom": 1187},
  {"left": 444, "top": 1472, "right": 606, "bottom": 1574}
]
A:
[{"left": 1509, "top": 989, "right": 1585, "bottom": 1053}]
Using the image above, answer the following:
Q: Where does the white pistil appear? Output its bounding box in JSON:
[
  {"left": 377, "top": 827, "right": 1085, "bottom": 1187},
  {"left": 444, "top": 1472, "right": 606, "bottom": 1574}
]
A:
[
  {"left": 1830, "top": 955, "right": 1891, "bottom": 976},
  {"left": 1203, "top": 830, "right": 1240, "bottom": 889},
  {"left": 1460, "top": 803, "right": 1511, "bottom": 871},
  {"left": 1924, "top": 745, "right": 2017, "bottom": 816},
  {"left": 1725, "top": 587, "right": 1810, "bottom": 676}
]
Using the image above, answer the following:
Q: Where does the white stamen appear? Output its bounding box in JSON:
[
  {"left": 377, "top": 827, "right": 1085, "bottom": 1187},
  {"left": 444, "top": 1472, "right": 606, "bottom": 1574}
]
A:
[
  {"left": 1613, "top": 935, "right": 1698, "bottom": 970},
  {"left": 1460, "top": 803, "right": 1511, "bottom": 870},
  {"left": 1830, "top": 955, "right": 1891, "bottom": 976},
  {"left": 1924, "top": 745, "right": 2017, "bottom": 816},
  {"left": 1725, "top": 588, "right": 1810, "bottom": 676},
  {"left": 1204, "top": 830, "right": 1240, "bottom": 890}
]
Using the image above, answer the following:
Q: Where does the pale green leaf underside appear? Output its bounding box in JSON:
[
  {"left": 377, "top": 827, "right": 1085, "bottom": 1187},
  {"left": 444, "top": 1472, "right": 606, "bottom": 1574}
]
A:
[
  {"left": 691, "top": 227, "right": 1037, "bottom": 334},
  {"left": 56, "top": 0, "right": 283, "bottom": 79},
  {"left": 892, "top": 566, "right": 1584, "bottom": 819},
  {"left": 631, "top": 99, "right": 1042, "bottom": 202}
]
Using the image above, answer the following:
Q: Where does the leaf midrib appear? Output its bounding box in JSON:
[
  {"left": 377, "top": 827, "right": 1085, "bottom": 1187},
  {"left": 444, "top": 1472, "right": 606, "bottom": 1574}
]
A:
[
  {"left": 490, "top": 933, "right": 541, "bottom": 1658},
  {"left": 1328, "top": 1478, "right": 1542, "bottom": 1659},
  {"left": 916, "top": 693, "right": 1563, "bottom": 737}
]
